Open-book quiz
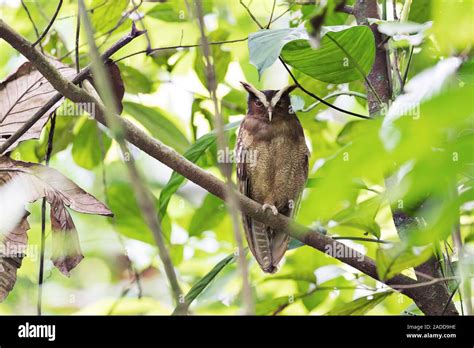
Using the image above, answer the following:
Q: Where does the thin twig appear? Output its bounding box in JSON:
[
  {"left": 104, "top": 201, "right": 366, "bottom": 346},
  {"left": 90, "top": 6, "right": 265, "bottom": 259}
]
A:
[
  {"left": 32, "top": 0, "right": 63, "bottom": 47},
  {"left": 0, "top": 24, "right": 146, "bottom": 155},
  {"left": 195, "top": 0, "right": 254, "bottom": 315},
  {"left": 332, "top": 236, "right": 391, "bottom": 244},
  {"left": 240, "top": 0, "right": 264, "bottom": 28},
  {"left": 75, "top": 2, "right": 81, "bottom": 74},
  {"left": 266, "top": 0, "right": 277, "bottom": 29},
  {"left": 390, "top": 276, "right": 466, "bottom": 290},
  {"left": 239, "top": 1, "right": 371, "bottom": 120},
  {"left": 271, "top": 8, "right": 290, "bottom": 24},
  {"left": 21, "top": 0, "right": 43, "bottom": 53},
  {"left": 0, "top": 18, "right": 451, "bottom": 315},
  {"left": 97, "top": 0, "right": 143, "bottom": 49},
  {"left": 114, "top": 38, "right": 248, "bottom": 63},
  {"left": 78, "top": 1, "right": 184, "bottom": 312},
  {"left": 402, "top": 46, "right": 414, "bottom": 89},
  {"left": 281, "top": 60, "right": 371, "bottom": 119},
  {"left": 37, "top": 111, "right": 56, "bottom": 316},
  {"left": 301, "top": 91, "right": 367, "bottom": 112}
]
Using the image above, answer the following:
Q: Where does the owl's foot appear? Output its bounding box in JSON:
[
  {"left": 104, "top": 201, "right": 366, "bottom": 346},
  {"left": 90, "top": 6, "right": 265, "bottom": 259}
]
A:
[{"left": 262, "top": 204, "right": 278, "bottom": 216}]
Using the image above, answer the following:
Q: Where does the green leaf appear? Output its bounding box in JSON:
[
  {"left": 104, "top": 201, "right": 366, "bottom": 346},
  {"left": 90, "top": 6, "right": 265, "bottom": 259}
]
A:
[
  {"left": 281, "top": 26, "right": 375, "bottom": 83},
  {"left": 336, "top": 120, "right": 366, "bottom": 145},
  {"left": 325, "top": 292, "right": 391, "bottom": 315},
  {"left": 118, "top": 64, "right": 154, "bottom": 94},
  {"left": 194, "top": 29, "right": 231, "bottom": 87},
  {"left": 432, "top": 0, "right": 474, "bottom": 54},
  {"left": 183, "top": 253, "right": 236, "bottom": 307},
  {"left": 408, "top": 0, "right": 432, "bottom": 23},
  {"left": 123, "top": 102, "right": 189, "bottom": 153},
  {"left": 248, "top": 28, "right": 308, "bottom": 77},
  {"left": 376, "top": 243, "right": 433, "bottom": 281},
  {"left": 72, "top": 119, "right": 111, "bottom": 170},
  {"left": 331, "top": 195, "right": 382, "bottom": 239},
  {"left": 189, "top": 194, "right": 226, "bottom": 236},
  {"left": 256, "top": 295, "right": 293, "bottom": 315},
  {"left": 106, "top": 183, "right": 171, "bottom": 245},
  {"left": 91, "top": 0, "right": 130, "bottom": 33},
  {"left": 248, "top": 26, "right": 375, "bottom": 83},
  {"left": 147, "top": 3, "right": 185, "bottom": 22},
  {"left": 158, "top": 120, "right": 241, "bottom": 217}
]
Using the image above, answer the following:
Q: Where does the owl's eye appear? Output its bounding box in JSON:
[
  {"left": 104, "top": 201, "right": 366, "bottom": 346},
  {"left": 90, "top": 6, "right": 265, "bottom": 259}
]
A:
[
  {"left": 254, "top": 100, "right": 263, "bottom": 107},
  {"left": 276, "top": 100, "right": 283, "bottom": 107}
]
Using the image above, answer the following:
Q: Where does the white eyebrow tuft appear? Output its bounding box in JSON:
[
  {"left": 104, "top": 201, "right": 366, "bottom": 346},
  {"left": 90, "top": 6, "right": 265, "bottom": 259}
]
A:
[
  {"left": 270, "top": 85, "right": 295, "bottom": 107},
  {"left": 241, "top": 81, "right": 269, "bottom": 108}
]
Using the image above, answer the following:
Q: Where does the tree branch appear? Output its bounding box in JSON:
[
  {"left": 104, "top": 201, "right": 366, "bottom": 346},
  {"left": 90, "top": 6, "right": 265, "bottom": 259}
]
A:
[
  {"left": 353, "top": 0, "right": 458, "bottom": 315},
  {"left": 0, "top": 19, "right": 455, "bottom": 315},
  {"left": 113, "top": 37, "right": 248, "bottom": 63}
]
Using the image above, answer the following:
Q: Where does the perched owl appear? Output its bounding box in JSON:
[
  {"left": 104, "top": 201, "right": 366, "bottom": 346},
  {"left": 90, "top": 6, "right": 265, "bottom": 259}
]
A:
[{"left": 236, "top": 82, "right": 309, "bottom": 273}]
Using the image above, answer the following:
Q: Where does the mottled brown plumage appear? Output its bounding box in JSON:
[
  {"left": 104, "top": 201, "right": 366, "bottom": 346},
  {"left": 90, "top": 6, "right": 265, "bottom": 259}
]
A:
[{"left": 236, "top": 82, "right": 309, "bottom": 273}]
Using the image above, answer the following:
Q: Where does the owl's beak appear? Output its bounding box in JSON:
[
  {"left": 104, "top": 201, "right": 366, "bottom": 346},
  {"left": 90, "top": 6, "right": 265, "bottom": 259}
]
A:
[{"left": 267, "top": 107, "right": 273, "bottom": 122}]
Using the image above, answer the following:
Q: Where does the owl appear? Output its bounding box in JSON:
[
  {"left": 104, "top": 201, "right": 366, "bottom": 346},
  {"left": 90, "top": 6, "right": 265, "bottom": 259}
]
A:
[{"left": 236, "top": 82, "right": 309, "bottom": 273}]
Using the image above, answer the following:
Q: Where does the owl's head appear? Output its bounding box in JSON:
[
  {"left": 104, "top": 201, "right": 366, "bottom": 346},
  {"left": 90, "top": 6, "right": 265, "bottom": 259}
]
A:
[{"left": 240, "top": 81, "right": 297, "bottom": 121}]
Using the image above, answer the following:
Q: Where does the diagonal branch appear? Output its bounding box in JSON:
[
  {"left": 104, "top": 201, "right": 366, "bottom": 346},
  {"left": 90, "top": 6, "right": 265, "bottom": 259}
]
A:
[{"left": 0, "top": 19, "right": 455, "bottom": 315}]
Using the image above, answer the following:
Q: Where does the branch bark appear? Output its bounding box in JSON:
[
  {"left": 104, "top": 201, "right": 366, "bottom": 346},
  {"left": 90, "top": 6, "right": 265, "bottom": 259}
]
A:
[
  {"left": 0, "top": 18, "right": 456, "bottom": 315},
  {"left": 353, "top": 0, "right": 458, "bottom": 315}
]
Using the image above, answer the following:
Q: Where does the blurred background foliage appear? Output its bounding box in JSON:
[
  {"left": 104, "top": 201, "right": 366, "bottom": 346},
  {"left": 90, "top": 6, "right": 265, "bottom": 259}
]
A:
[{"left": 0, "top": 0, "right": 472, "bottom": 315}]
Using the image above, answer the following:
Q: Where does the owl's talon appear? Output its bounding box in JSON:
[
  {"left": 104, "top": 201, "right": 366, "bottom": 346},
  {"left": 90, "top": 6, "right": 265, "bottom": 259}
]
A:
[{"left": 262, "top": 204, "right": 278, "bottom": 216}]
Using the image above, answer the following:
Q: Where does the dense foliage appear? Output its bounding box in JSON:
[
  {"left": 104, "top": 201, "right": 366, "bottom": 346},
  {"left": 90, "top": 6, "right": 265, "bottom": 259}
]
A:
[{"left": 0, "top": 0, "right": 472, "bottom": 315}]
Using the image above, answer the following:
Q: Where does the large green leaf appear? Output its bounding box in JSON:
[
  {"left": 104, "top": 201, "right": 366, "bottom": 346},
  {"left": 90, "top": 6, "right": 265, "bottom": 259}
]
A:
[
  {"left": 331, "top": 195, "right": 382, "bottom": 239},
  {"left": 118, "top": 64, "right": 154, "bottom": 94},
  {"left": 91, "top": 0, "right": 130, "bottom": 34},
  {"left": 188, "top": 193, "right": 226, "bottom": 236},
  {"left": 325, "top": 292, "right": 391, "bottom": 315},
  {"left": 123, "top": 102, "right": 189, "bottom": 154},
  {"left": 194, "top": 29, "right": 232, "bottom": 87},
  {"left": 158, "top": 120, "right": 241, "bottom": 217},
  {"left": 72, "top": 119, "right": 111, "bottom": 170},
  {"left": 248, "top": 26, "right": 375, "bottom": 83},
  {"left": 248, "top": 28, "right": 307, "bottom": 77},
  {"left": 147, "top": 3, "right": 186, "bottom": 22},
  {"left": 376, "top": 243, "right": 433, "bottom": 281},
  {"left": 281, "top": 26, "right": 375, "bottom": 83},
  {"left": 180, "top": 253, "right": 236, "bottom": 310}
]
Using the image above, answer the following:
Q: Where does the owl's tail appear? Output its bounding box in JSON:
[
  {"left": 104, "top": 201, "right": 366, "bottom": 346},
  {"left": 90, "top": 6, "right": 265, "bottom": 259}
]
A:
[{"left": 243, "top": 216, "right": 290, "bottom": 273}]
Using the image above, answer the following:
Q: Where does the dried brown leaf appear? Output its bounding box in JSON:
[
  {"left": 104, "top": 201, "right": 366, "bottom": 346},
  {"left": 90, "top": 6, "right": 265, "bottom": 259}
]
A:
[
  {"left": 49, "top": 195, "right": 84, "bottom": 276},
  {"left": 0, "top": 59, "right": 76, "bottom": 153},
  {"left": 0, "top": 155, "right": 112, "bottom": 300},
  {"left": 0, "top": 213, "right": 29, "bottom": 302}
]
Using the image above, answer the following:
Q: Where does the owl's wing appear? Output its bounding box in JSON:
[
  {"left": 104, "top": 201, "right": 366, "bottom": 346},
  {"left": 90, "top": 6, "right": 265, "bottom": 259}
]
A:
[
  {"left": 236, "top": 123, "right": 285, "bottom": 273},
  {"left": 267, "top": 142, "right": 309, "bottom": 271},
  {"left": 236, "top": 125, "right": 256, "bottom": 259},
  {"left": 289, "top": 144, "right": 309, "bottom": 219}
]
